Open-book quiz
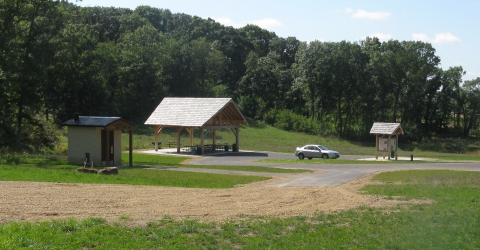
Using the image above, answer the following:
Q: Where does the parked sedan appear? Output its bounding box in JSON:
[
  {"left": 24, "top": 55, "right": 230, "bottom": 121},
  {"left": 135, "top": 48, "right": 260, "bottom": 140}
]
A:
[{"left": 295, "top": 145, "right": 340, "bottom": 160}]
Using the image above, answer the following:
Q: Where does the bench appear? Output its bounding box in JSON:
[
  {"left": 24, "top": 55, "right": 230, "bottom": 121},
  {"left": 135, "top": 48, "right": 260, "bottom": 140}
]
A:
[{"left": 167, "top": 142, "right": 177, "bottom": 148}]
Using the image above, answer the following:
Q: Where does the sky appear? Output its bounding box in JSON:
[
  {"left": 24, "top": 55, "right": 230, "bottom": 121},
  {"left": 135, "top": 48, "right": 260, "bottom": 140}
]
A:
[{"left": 71, "top": 0, "right": 480, "bottom": 82}]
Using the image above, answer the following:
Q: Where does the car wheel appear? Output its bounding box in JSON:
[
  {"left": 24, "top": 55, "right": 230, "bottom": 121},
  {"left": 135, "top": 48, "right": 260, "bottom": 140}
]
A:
[
  {"left": 298, "top": 153, "right": 305, "bottom": 160},
  {"left": 308, "top": 158, "right": 312, "bottom": 160},
  {"left": 322, "top": 154, "right": 329, "bottom": 159}
]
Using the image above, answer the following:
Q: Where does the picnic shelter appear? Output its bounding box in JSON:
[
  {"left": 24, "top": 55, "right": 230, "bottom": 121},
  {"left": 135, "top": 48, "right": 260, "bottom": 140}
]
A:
[{"left": 144, "top": 97, "right": 248, "bottom": 154}]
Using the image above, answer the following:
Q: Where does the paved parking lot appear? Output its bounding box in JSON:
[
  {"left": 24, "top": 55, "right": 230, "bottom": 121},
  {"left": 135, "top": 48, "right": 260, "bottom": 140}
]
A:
[{"left": 140, "top": 150, "right": 480, "bottom": 187}]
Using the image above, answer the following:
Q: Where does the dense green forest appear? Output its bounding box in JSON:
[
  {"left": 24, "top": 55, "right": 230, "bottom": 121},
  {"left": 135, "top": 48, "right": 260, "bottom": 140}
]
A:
[{"left": 1, "top": 0, "right": 480, "bottom": 152}]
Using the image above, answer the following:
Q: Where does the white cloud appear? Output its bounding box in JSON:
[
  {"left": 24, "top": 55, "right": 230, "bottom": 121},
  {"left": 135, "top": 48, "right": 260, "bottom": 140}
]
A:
[
  {"left": 368, "top": 33, "right": 392, "bottom": 41},
  {"left": 213, "top": 17, "right": 282, "bottom": 29},
  {"left": 213, "top": 17, "right": 245, "bottom": 28},
  {"left": 412, "top": 33, "right": 461, "bottom": 44},
  {"left": 348, "top": 9, "right": 391, "bottom": 20},
  {"left": 412, "top": 33, "right": 429, "bottom": 41},
  {"left": 250, "top": 18, "right": 282, "bottom": 29}
]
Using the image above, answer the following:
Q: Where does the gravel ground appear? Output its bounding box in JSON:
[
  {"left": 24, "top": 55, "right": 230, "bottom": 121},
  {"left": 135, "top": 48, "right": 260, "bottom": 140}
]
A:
[{"left": 0, "top": 172, "right": 426, "bottom": 226}]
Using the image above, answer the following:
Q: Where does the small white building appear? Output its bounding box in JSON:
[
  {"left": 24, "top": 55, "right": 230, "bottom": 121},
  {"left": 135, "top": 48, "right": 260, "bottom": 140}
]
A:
[{"left": 62, "top": 114, "right": 135, "bottom": 166}]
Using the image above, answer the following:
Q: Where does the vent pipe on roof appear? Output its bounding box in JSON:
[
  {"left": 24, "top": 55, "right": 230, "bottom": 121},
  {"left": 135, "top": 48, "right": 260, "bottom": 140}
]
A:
[{"left": 73, "top": 113, "right": 80, "bottom": 122}]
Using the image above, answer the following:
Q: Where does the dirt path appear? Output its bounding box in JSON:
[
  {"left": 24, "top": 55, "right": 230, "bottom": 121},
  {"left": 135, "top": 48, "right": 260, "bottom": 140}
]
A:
[{"left": 0, "top": 172, "right": 420, "bottom": 226}]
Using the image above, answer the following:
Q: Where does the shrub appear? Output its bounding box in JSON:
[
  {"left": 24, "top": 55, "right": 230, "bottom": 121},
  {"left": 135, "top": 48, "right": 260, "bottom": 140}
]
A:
[
  {"left": 0, "top": 154, "right": 22, "bottom": 165},
  {"left": 265, "top": 109, "right": 319, "bottom": 135}
]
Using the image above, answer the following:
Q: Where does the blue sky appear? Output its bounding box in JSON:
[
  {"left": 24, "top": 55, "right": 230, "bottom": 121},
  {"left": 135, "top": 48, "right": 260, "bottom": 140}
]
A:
[{"left": 71, "top": 0, "right": 480, "bottom": 81}]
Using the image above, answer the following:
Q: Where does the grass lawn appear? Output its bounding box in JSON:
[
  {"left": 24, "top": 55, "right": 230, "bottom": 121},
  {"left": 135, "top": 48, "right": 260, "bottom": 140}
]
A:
[
  {"left": 125, "top": 120, "right": 480, "bottom": 155},
  {"left": 0, "top": 154, "right": 272, "bottom": 188},
  {"left": 1, "top": 122, "right": 480, "bottom": 248},
  {"left": 126, "top": 153, "right": 312, "bottom": 173},
  {"left": 1, "top": 170, "right": 479, "bottom": 249}
]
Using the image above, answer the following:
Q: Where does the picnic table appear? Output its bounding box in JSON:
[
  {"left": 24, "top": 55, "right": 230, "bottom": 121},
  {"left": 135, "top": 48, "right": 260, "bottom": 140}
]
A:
[
  {"left": 181, "top": 143, "right": 229, "bottom": 155},
  {"left": 204, "top": 143, "right": 229, "bottom": 152}
]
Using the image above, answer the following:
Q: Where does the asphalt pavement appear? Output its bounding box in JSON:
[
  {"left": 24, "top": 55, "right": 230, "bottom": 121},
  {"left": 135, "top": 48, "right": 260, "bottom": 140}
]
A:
[{"left": 140, "top": 149, "right": 480, "bottom": 187}]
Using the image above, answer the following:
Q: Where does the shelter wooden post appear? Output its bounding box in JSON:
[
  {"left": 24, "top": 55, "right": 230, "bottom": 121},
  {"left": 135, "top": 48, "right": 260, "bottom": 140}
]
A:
[
  {"left": 212, "top": 129, "right": 216, "bottom": 145},
  {"left": 395, "top": 134, "right": 398, "bottom": 160},
  {"left": 186, "top": 127, "right": 194, "bottom": 146},
  {"left": 235, "top": 127, "right": 239, "bottom": 152},
  {"left": 176, "top": 127, "right": 183, "bottom": 153},
  {"left": 200, "top": 127, "right": 205, "bottom": 154},
  {"left": 375, "top": 134, "right": 379, "bottom": 160},
  {"left": 387, "top": 134, "right": 392, "bottom": 160},
  {"left": 154, "top": 126, "right": 163, "bottom": 151}
]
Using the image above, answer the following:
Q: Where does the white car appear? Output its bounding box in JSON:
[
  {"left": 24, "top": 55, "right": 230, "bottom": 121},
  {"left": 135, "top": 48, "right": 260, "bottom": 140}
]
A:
[{"left": 295, "top": 145, "right": 340, "bottom": 160}]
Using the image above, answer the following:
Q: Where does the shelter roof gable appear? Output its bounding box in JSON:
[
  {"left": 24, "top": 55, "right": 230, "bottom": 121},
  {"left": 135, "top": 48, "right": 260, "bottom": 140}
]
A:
[
  {"left": 370, "top": 122, "right": 403, "bottom": 135},
  {"left": 144, "top": 97, "right": 247, "bottom": 127}
]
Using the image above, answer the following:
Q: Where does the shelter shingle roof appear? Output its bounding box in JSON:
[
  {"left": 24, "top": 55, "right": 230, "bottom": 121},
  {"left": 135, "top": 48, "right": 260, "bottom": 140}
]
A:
[
  {"left": 63, "top": 116, "right": 119, "bottom": 127},
  {"left": 369, "top": 122, "right": 403, "bottom": 135},
  {"left": 144, "top": 97, "right": 247, "bottom": 127},
  {"left": 63, "top": 116, "right": 135, "bottom": 130}
]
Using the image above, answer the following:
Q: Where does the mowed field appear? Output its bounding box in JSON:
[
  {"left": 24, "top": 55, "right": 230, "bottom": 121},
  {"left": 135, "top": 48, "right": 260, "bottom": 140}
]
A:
[{"left": 1, "top": 123, "right": 480, "bottom": 249}]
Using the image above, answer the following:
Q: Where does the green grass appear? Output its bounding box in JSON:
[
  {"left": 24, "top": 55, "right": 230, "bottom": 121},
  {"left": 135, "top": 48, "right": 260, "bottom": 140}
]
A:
[
  {"left": 1, "top": 122, "right": 480, "bottom": 248},
  {"left": 2, "top": 170, "right": 479, "bottom": 249},
  {"left": 123, "top": 153, "right": 311, "bottom": 173},
  {"left": 178, "top": 164, "right": 312, "bottom": 173},
  {"left": 0, "top": 155, "right": 269, "bottom": 188},
  {"left": 126, "top": 153, "right": 190, "bottom": 166},
  {"left": 126, "top": 120, "right": 480, "bottom": 156},
  {"left": 124, "top": 121, "right": 374, "bottom": 154}
]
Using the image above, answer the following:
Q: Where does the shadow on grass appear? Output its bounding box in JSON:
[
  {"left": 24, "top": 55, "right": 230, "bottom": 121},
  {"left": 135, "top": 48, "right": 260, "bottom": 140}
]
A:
[{"left": 201, "top": 152, "right": 268, "bottom": 157}]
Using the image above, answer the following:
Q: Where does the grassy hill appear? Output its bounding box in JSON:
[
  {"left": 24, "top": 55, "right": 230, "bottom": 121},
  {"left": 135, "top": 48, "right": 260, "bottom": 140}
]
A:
[{"left": 124, "top": 119, "right": 480, "bottom": 157}]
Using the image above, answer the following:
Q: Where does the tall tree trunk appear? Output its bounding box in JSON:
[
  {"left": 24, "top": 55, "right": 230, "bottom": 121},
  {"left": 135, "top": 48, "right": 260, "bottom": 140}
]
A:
[{"left": 15, "top": 102, "right": 23, "bottom": 150}]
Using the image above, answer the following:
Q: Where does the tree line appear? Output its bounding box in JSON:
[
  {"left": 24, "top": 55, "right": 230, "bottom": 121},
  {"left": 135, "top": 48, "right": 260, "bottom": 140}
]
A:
[{"left": 1, "top": 0, "right": 479, "bottom": 151}]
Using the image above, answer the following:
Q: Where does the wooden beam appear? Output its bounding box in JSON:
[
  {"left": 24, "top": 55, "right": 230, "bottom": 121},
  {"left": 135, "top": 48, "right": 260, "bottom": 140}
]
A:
[
  {"left": 230, "top": 128, "right": 238, "bottom": 137},
  {"left": 387, "top": 134, "right": 391, "bottom": 160},
  {"left": 235, "top": 127, "right": 239, "bottom": 152},
  {"left": 176, "top": 127, "right": 183, "bottom": 153},
  {"left": 212, "top": 129, "right": 216, "bottom": 145},
  {"left": 203, "top": 125, "right": 240, "bottom": 130},
  {"left": 200, "top": 127, "right": 204, "bottom": 154},
  {"left": 186, "top": 127, "right": 194, "bottom": 146},
  {"left": 395, "top": 134, "right": 398, "bottom": 160},
  {"left": 154, "top": 126, "right": 163, "bottom": 151}
]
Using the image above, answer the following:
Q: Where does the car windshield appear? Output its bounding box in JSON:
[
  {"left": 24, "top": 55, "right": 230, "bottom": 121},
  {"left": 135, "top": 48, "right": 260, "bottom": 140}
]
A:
[{"left": 317, "top": 145, "right": 329, "bottom": 150}]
